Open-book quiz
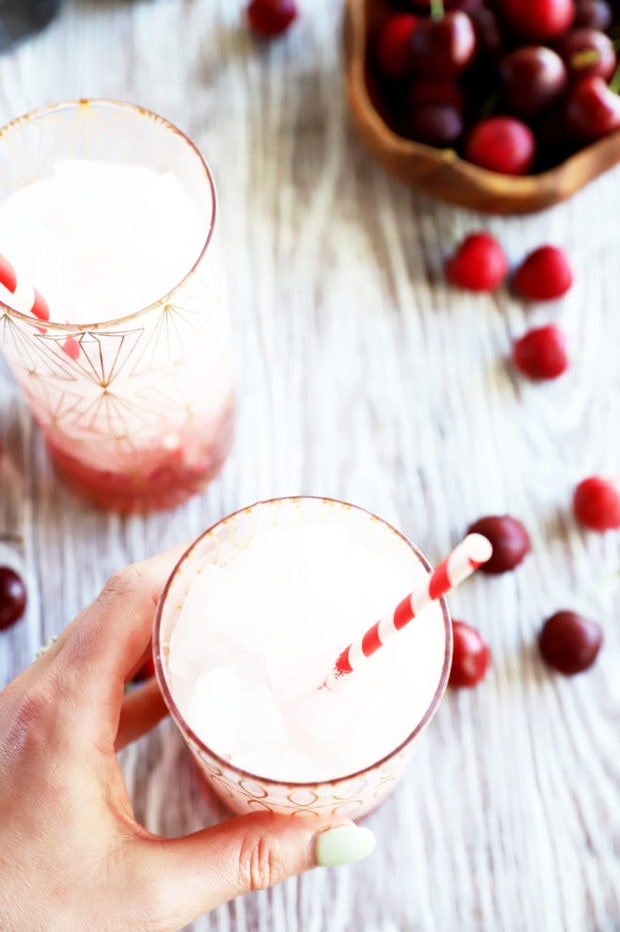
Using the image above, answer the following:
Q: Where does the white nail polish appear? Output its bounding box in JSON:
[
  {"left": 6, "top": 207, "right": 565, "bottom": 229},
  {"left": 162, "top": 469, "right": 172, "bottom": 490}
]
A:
[{"left": 315, "top": 825, "right": 376, "bottom": 868}]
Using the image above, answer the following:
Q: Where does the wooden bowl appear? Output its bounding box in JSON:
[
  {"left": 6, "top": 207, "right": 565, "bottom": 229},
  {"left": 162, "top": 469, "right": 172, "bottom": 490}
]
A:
[{"left": 344, "top": 0, "right": 620, "bottom": 214}]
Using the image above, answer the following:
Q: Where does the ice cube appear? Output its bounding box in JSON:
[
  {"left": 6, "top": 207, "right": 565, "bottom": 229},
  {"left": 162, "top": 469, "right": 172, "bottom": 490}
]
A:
[{"left": 187, "top": 665, "right": 289, "bottom": 762}]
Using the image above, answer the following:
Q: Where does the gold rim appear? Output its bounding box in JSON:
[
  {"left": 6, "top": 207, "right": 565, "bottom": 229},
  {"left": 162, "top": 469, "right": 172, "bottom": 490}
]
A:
[{"left": 0, "top": 98, "right": 217, "bottom": 331}]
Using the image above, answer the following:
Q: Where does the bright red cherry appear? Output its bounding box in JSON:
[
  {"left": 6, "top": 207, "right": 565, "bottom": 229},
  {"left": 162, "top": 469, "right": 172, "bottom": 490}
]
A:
[
  {"left": 445, "top": 232, "right": 508, "bottom": 292},
  {"left": 564, "top": 74, "right": 620, "bottom": 140},
  {"left": 449, "top": 620, "right": 490, "bottom": 687},
  {"left": 246, "top": 0, "right": 297, "bottom": 37},
  {"left": 0, "top": 566, "right": 27, "bottom": 630},
  {"left": 499, "top": 0, "right": 576, "bottom": 40},
  {"left": 467, "top": 515, "right": 531, "bottom": 574},
  {"left": 513, "top": 245, "right": 573, "bottom": 300},
  {"left": 573, "top": 476, "right": 620, "bottom": 530},
  {"left": 513, "top": 324, "right": 569, "bottom": 380},
  {"left": 410, "top": 11, "right": 477, "bottom": 79},
  {"left": 465, "top": 116, "right": 536, "bottom": 175},
  {"left": 375, "top": 15, "right": 418, "bottom": 81},
  {"left": 538, "top": 610, "right": 603, "bottom": 674}
]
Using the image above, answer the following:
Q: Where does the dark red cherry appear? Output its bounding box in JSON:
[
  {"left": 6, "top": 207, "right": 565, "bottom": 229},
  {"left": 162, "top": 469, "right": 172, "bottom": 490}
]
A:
[
  {"left": 466, "top": 515, "right": 531, "bottom": 574},
  {"left": 246, "top": 0, "right": 297, "bottom": 37},
  {"left": 574, "top": 0, "right": 612, "bottom": 30},
  {"left": 538, "top": 610, "right": 603, "bottom": 674},
  {"left": 0, "top": 566, "right": 27, "bottom": 630},
  {"left": 499, "top": 46, "right": 568, "bottom": 116},
  {"left": 406, "top": 104, "right": 464, "bottom": 146},
  {"left": 410, "top": 11, "right": 477, "bottom": 79},
  {"left": 555, "top": 28, "right": 616, "bottom": 82},
  {"left": 470, "top": 7, "right": 504, "bottom": 59}
]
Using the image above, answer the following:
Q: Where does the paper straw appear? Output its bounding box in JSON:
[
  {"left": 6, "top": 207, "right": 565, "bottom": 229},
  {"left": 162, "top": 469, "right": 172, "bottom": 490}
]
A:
[
  {"left": 0, "top": 253, "right": 79, "bottom": 359},
  {"left": 322, "top": 532, "right": 492, "bottom": 689}
]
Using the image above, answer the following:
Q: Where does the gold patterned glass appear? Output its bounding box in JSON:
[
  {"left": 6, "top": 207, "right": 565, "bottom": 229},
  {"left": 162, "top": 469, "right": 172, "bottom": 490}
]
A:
[
  {"left": 0, "top": 99, "right": 234, "bottom": 513},
  {"left": 154, "top": 497, "right": 452, "bottom": 819}
]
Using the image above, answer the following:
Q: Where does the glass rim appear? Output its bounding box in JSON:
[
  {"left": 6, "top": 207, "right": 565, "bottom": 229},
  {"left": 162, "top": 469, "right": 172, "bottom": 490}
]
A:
[
  {"left": 0, "top": 97, "right": 217, "bottom": 332},
  {"left": 153, "top": 495, "right": 454, "bottom": 789}
]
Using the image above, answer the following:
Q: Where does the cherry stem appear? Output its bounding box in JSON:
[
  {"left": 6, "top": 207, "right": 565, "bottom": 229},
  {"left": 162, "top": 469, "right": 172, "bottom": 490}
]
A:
[{"left": 430, "top": 0, "right": 444, "bottom": 20}]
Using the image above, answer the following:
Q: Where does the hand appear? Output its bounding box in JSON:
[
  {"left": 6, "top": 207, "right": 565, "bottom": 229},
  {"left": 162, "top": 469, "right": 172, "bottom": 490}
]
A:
[{"left": 0, "top": 551, "right": 375, "bottom": 932}]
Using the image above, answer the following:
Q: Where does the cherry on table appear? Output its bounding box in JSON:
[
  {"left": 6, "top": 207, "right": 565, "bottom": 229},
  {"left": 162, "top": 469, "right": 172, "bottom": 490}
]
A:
[
  {"left": 445, "top": 231, "right": 508, "bottom": 292},
  {"left": 513, "top": 245, "right": 573, "bottom": 300},
  {"left": 573, "top": 476, "right": 620, "bottom": 530},
  {"left": 246, "top": 0, "right": 298, "bottom": 37},
  {"left": 513, "top": 324, "right": 569, "bottom": 380},
  {"left": 466, "top": 515, "right": 531, "bottom": 574},
  {"left": 464, "top": 116, "right": 536, "bottom": 175},
  {"left": 0, "top": 566, "right": 27, "bottom": 631},
  {"left": 449, "top": 619, "right": 490, "bottom": 687},
  {"left": 538, "top": 610, "right": 603, "bottom": 674}
]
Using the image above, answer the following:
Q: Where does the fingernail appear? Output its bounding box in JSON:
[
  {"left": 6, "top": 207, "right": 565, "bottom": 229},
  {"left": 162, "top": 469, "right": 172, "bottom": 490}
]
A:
[{"left": 315, "top": 825, "right": 376, "bottom": 868}]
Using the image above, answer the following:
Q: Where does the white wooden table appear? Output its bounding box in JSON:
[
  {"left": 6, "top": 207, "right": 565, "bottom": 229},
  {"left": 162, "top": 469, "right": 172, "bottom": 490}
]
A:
[{"left": 1, "top": 2, "right": 619, "bottom": 930}]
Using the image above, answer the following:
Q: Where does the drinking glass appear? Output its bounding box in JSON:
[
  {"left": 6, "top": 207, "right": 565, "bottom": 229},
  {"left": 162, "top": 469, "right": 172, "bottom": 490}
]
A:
[
  {"left": 0, "top": 99, "right": 234, "bottom": 513},
  {"left": 154, "top": 496, "right": 452, "bottom": 819}
]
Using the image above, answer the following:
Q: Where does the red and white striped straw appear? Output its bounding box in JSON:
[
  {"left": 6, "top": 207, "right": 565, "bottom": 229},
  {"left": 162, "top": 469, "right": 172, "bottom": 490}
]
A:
[
  {"left": 322, "top": 532, "right": 492, "bottom": 690},
  {"left": 0, "top": 253, "right": 79, "bottom": 360}
]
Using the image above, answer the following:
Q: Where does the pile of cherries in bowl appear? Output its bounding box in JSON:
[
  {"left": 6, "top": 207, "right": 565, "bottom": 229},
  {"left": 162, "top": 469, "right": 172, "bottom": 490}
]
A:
[{"left": 372, "top": 0, "right": 620, "bottom": 174}]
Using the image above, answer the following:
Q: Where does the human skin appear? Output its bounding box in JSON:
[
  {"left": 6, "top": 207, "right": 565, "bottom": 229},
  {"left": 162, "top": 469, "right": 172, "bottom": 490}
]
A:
[{"left": 0, "top": 550, "right": 373, "bottom": 931}]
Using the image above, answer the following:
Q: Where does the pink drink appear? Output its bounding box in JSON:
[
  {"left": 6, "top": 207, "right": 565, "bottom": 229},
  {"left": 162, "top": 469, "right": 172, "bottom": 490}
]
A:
[
  {"left": 0, "top": 100, "right": 234, "bottom": 513},
  {"left": 155, "top": 497, "right": 452, "bottom": 818}
]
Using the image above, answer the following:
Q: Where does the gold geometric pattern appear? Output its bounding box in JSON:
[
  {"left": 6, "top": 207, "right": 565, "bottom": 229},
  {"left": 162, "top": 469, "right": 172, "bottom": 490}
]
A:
[{"left": 155, "top": 497, "right": 449, "bottom": 819}]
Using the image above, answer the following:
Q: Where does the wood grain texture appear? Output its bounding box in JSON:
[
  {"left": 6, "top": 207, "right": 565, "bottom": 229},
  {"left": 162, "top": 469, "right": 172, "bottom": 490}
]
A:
[{"left": 0, "top": 2, "right": 619, "bottom": 931}]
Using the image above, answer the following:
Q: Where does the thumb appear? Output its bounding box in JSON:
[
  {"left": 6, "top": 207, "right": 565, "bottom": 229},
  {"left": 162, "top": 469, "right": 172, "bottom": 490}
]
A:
[{"left": 136, "top": 811, "right": 375, "bottom": 929}]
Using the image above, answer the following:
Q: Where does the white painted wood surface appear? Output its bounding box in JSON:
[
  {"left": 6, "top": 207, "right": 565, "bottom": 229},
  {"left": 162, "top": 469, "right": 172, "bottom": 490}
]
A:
[{"left": 1, "top": 2, "right": 619, "bottom": 930}]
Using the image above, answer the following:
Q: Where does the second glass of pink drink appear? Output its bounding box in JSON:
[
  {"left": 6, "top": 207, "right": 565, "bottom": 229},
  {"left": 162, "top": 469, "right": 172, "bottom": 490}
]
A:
[
  {"left": 0, "top": 99, "right": 234, "bottom": 513},
  {"left": 154, "top": 497, "right": 454, "bottom": 819}
]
